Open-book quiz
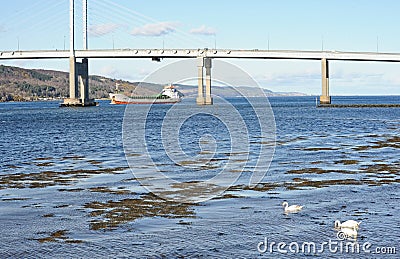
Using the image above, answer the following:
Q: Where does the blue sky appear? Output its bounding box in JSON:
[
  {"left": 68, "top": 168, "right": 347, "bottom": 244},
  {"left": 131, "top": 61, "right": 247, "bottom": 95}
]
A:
[{"left": 1, "top": 0, "right": 400, "bottom": 95}]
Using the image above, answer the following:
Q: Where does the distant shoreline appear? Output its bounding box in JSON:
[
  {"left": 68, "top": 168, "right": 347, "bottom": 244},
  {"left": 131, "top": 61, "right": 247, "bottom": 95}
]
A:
[{"left": 3, "top": 95, "right": 400, "bottom": 105}]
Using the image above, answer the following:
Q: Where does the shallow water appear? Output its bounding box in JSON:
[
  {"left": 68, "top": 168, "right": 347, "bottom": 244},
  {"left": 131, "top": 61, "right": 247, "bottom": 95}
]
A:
[{"left": 1, "top": 96, "right": 400, "bottom": 258}]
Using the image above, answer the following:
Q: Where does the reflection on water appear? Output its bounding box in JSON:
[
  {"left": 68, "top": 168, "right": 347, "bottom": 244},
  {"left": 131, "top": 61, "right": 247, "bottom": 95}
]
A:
[{"left": 0, "top": 97, "right": 400, "bottom": 258}]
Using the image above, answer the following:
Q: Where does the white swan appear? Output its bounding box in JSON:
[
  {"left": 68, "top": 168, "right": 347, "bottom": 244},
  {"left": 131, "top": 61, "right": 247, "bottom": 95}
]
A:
[
  {"left": 282, "top": 202, "right": 303, "bottom": 213},
  {"left": 337, "top": 227, "right": 358, "bottom": 240},
  {"left": 335, "top": 220, "right": 361, "bottom": 230}
]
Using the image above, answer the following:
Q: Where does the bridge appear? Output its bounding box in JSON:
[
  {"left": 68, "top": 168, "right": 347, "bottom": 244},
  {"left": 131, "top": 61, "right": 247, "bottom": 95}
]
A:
[
  {"left": 2, "top": 48, "right": 400, "bottom": 105},
  {"left": 3, "top": 48, "right": 400, "bottom": 62},
  {"left": 2, "top": 0, "right": 400, "bottom": 106}
]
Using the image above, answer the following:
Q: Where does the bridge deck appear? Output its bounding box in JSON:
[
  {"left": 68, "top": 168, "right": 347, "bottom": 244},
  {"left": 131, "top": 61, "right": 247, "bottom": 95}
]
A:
[{"left": 1, "top": 49, "right": 400, "bottom": 62}]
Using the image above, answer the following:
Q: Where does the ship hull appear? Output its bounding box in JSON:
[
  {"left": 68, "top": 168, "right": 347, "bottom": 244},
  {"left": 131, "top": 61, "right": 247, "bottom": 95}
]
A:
[{"left": 109, "top": 93, "right": 180, "bottom": 105}]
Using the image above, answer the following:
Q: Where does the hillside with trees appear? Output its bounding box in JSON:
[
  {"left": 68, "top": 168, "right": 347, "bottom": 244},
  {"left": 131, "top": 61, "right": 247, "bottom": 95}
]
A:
[{"left": 0, "top": 65, "right": 139, "bottom": 102}]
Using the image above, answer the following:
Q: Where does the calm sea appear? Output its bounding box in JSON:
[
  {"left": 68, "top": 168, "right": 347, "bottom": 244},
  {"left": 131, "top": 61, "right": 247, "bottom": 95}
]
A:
[{"left": 1, "top": 96, "right": 399, "bottom": 258}]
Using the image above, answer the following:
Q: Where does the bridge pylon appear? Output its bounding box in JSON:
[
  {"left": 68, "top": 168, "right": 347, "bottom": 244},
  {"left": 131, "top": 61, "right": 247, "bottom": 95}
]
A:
[{"left": 61, "top": 0, "right": 97, "bottom": 107}]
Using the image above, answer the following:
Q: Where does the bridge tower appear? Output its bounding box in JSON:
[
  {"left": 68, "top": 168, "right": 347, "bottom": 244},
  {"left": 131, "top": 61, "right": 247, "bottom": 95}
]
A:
[{"left": 61, "top": 0, "right": 97, "bottom": 107}]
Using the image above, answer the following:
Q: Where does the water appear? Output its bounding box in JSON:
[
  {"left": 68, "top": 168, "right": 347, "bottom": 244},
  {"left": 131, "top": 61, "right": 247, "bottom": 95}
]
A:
[{"left": 1, "top": 96, "right": 400, "bottom": 258}]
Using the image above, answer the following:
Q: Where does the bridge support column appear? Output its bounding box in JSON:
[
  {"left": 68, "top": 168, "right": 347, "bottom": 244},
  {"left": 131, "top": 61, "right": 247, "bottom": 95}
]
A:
[
  {"left": 61, "top": 58, "right": 97, "bottom": 107},
  {"left": 196, "top": 57, "right": 206, "bottom": 105},
  {"left": 69, "top": 56, "right": 78, "bottom": 100},
  {"left": 320, "top": 58, "right": 331, "bottom": 104},
  {"left": 77, "top": 58, "right": 96, "bottom": 106},
  {"left": 61, "top": 56, "right": 81, "bottom": 106},
  {"left": 79, "top": 58, "right": 88, "bottom": 104},
  {"left": 205, "top": 58, "right": 213, "bottom": 105},
  {"left": 196, "top": 57, "right": 213, "bottom": 105}
]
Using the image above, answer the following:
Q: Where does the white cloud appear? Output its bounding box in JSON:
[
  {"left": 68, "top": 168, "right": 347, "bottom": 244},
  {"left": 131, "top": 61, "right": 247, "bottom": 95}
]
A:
[
  {"left": 329, "top": 70, "right": 385, "bottom": 86},
  {"left": 256, "top": 69, "right": 320, "bottom": 86},
  {"left": 99, "top": 65, "right": 118, "bottom": 78},
  {"left": 255, "top": 69, "right": 400, "bottom": 95},
  {"left": 130, "top": 21, "right": 178, "bottom": 37},
  {"left": 97, "top": 65, "right": 144, "bottom": 82},
  {"left": 88, "top": 23, "right": 120, "bottom": 37},
  {"left": 0, "top": 24, "right": 6, "bottom": 33},
  {"left": 385, "top": 74, "right": 400, "bottom": 85},
  {"left": 189, "top": 25, "right": 216, "bottom": 35}
]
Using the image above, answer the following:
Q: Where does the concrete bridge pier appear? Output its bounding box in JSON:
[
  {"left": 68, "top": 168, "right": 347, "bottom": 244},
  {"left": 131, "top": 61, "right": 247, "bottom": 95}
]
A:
[
  {"left": 196, "top": 57, "right": 205, "bottom": 105},
  {"left": 205, "top": 58, "right": 213, "bottom": 105},
  {"left": 196, "top": 57, "right": 213, "bottom": 105},
  {"left": 77, "top": 58, "right": 96, "bottom": 106},
  {"left": 320, "top": 58, "right": 331, "bottom": 104},
  {"left": 61, "top": 58, "right": 97, "bottom": 107},
  {"left": 79, "top": 58, "right": 89, "bottom": 104},
  {"left": 61, "top": 56, "right": 80, "bottom": 106},
  {"left": 69, "top": 56, "right": 78, "bottom": 100}
]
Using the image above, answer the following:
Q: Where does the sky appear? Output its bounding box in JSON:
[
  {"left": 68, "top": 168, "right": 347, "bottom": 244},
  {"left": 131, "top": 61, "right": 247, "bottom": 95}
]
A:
[{"left": 1, "top": 0, "right": 400, "bottom": 95}]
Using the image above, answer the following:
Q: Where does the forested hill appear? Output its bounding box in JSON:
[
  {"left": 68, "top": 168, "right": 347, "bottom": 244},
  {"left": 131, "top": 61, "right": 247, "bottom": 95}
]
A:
[{"left": 0, "top": 65, "right": 137, "bottom": 102}]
